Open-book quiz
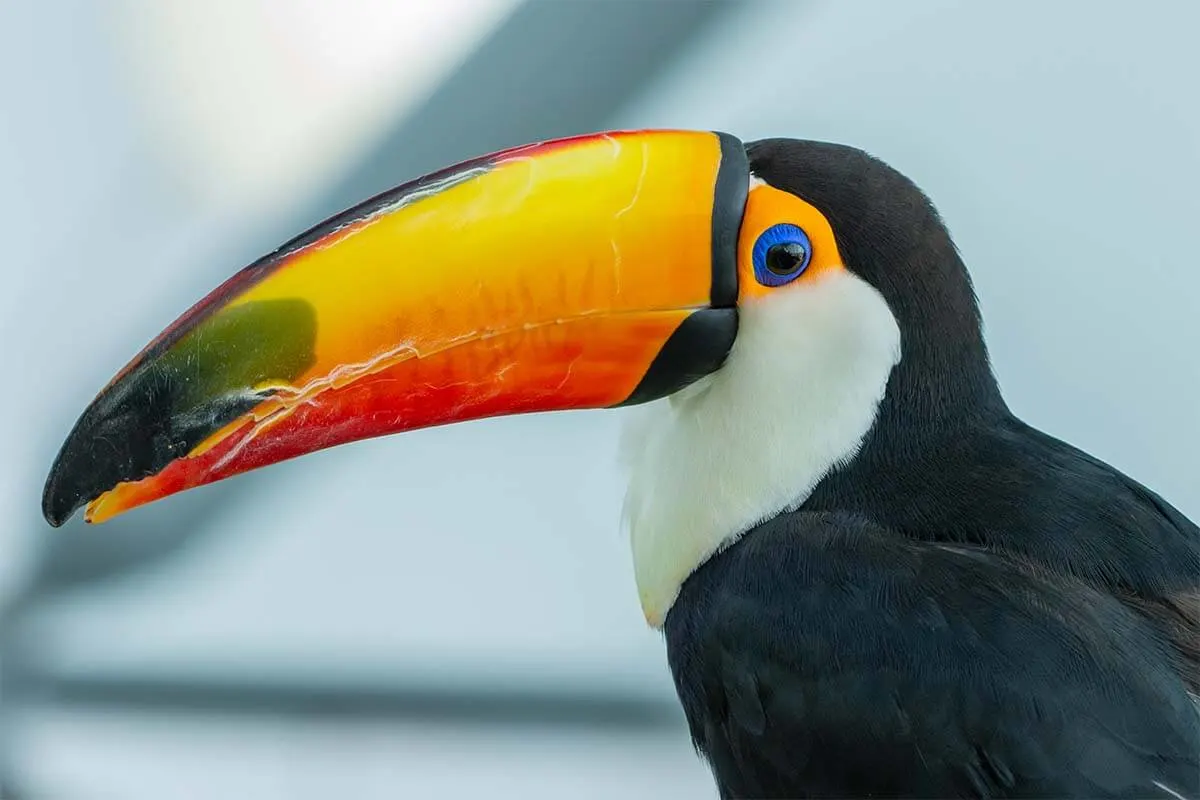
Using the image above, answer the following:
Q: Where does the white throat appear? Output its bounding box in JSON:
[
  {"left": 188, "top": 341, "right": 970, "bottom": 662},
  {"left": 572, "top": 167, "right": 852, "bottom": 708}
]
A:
[{"left": 621, "top": 269, "right": 901, "bottom": 627}]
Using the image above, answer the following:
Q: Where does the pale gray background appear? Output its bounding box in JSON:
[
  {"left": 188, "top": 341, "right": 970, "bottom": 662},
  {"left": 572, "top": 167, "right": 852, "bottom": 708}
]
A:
[{"left": 1, "top": 1, "right": 1196, "bottom": 797}]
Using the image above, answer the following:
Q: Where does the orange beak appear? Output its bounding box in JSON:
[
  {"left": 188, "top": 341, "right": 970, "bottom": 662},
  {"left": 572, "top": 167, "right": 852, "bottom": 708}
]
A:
[{"left": 43, "top": 130, "right": 748, "bottom": 526}]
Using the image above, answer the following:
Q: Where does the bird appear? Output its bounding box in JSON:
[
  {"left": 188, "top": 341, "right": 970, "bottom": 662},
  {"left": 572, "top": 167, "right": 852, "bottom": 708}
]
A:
[{"left": 42, "top": 130, "right": 1200, "bottom": 798}]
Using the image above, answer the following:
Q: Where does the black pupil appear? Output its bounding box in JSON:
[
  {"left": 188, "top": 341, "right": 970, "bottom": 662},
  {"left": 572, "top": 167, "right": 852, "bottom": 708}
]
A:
[{"left": 765, "top": 242, "right": 807, "bottom": 276}]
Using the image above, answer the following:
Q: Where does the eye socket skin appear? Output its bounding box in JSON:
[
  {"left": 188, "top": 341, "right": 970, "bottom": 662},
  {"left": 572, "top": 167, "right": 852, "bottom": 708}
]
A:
[
  {"left": 734, "top": 181, "right": 845, "bottom": 303},
  {"left": 752, "top": 223, "right": 813, "bottom": 287}
]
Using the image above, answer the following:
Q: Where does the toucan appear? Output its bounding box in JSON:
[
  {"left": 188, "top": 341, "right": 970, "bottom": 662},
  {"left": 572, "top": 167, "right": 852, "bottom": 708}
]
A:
[{"left": 42, "top": 130, "right": 1199, "bottom": 798}]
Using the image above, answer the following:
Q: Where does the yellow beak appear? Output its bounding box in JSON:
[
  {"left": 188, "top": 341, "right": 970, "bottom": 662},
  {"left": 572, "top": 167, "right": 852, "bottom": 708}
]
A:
[{"left": 43, "top": 130, "right": 748, "bottom": 526}]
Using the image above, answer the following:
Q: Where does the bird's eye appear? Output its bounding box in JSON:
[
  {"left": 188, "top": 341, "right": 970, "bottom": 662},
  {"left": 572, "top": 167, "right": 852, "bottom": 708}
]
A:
[{"left": 752, "top": 223, "right": 812, "bottom": 287}]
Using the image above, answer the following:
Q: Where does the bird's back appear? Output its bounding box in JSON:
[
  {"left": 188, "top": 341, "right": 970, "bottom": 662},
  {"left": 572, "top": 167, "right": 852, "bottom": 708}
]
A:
[{"left": 808, "top": 413, "right": 1200, "bottom": 691}]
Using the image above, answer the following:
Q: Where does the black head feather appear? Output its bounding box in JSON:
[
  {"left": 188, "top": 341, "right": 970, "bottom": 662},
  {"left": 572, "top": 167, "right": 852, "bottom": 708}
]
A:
[{"left": 747, "top": 139, "right": 1005, "bottom": 429}]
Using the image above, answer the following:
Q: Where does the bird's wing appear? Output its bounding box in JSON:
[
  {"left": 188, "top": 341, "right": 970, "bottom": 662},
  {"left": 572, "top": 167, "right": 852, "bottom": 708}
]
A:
[
  {"left": 666, "top": 511, "right": 1200, "bottom": 799},
  {"left": 1016, "top": 420, "right": 1200, "bottom": 694},
  {"left": 1111, "top": 474, "right": 1200, "bottom": 694}
]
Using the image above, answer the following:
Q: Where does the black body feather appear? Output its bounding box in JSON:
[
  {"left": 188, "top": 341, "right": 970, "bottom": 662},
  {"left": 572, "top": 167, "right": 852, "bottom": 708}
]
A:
[{"left": 667, "top": 511, "right": 1199, "bottom": 798}]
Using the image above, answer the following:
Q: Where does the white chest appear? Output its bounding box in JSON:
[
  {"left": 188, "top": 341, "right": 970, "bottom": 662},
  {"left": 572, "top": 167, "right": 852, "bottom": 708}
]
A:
[{"left": 620, "top": 269, "right": 902, "bottom": 627}]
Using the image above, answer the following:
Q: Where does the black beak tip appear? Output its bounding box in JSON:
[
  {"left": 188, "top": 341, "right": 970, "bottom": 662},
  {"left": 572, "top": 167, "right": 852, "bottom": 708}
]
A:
[
  {"left": 41, "top": 413, "right": 113, "bottom": 528},
  {"left": 39, "top": 370, "right": 175, "bottom": 530},
  {"left": 39, "top": 357, "right": 279, "bottom": 529},
  {"left": 42, "top": 465, "right": 79, "bottom": 528}
]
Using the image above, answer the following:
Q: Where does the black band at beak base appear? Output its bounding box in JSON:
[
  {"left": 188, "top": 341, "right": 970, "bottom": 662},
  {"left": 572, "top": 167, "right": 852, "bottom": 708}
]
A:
[{"left": 617, "top": 132, "right": 746, "bottom": 407}]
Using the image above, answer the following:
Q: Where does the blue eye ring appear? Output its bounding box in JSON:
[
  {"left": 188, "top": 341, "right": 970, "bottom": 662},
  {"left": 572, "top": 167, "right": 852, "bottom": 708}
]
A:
[{"left": 752, "top": 223, "right": 813, "bottom": 287}]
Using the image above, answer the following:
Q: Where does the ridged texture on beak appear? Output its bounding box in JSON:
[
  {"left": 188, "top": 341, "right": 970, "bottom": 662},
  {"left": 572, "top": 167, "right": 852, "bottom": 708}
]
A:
[{"left": 43, "top": 130, "right": 747, "bottom": 525}]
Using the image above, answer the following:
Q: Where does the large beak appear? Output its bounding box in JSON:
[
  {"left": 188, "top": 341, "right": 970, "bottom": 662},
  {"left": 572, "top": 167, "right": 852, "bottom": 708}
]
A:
[{"left": 43, "top": 130, "right": 747, "bottom": 526}]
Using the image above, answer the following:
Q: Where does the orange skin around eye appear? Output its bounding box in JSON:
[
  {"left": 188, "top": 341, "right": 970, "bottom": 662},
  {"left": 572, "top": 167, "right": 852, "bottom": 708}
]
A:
[{"left": 736, "top": 182, "right": 847, "bottom": 302}]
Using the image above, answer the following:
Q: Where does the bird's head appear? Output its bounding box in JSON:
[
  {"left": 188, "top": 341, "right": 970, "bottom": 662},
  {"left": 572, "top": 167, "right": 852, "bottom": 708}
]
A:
[{"left": 42, "top": 130, "right": 998, "bottom": 625}]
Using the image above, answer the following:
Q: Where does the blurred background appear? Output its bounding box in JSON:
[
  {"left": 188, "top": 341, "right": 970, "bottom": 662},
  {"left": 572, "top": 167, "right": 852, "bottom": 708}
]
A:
[{"left": 1, "top": 1, "right": 1198, "bottom": 797}]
